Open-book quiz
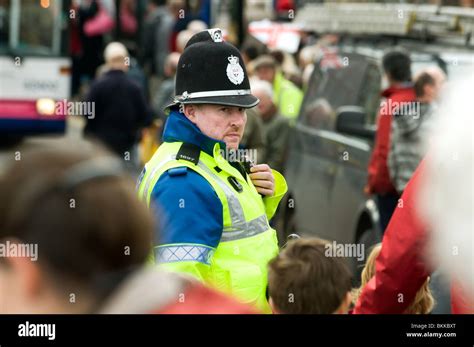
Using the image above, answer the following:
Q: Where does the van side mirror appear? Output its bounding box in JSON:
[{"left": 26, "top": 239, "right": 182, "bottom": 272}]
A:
[{"left": 335, "top": 106, "right": 375, "bottom": 140}]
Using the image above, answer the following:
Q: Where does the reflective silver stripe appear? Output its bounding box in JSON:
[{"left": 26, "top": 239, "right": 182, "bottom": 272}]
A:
[
  {"left": 144, "top": 153, "right": 269, "bottom": 242},
  {"left": 142, "top": 154, "right": 176, "bottom": 203},
  {"left": 196, "top": 161, "right": 246, "bottom": 227},
  {"left": 176, "top": 89, "right": 251, "bottom": 101},
  {"left": 221, "top": 214, "right": 269, "bottom": 242},
  {"left": 155, "top": 244, "right": 215, "bottom": 265}
]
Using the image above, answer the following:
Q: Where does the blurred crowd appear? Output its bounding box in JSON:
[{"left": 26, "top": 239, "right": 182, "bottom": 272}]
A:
[{"left": 70, "top": 0, "right": 323, "bottom": 174}]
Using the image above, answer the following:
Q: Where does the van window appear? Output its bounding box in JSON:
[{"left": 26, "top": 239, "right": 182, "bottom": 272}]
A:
[
  {"left": 358, "top": 63, "right": 381, "bottom": 125},
  {"left": 300, "top": 52, "right": 371, "bottom": 131}
]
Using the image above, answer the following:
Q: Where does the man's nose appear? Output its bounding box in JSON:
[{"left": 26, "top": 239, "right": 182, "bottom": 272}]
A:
[{"left": 230, "top": 109, "right": 245, "bottom": 126}]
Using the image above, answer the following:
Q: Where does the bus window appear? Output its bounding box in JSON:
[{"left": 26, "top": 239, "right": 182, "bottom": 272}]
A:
[
  {"left": 19, "top": 0, "right": 55, "bottom": 53},
  {"left": 21, "top": 0, "right": 60, "bottom": 54},
  {"left": 0, "top": 0, "right": 9, "bottom": 47},
  {"left": 1, "top": 0, "right": 62, "bottom": 55}
]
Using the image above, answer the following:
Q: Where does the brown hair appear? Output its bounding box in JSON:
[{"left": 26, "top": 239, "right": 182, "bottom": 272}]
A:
[
  {"left": 414, "top": 72, "right": 435, "bottom": 98},
  {"left": 355, "top": 243, "right": 435, "bottom": 314},
  {"left": 268, "top": 238, "right": 352, "bottom": 314},
  {"left": 0, "top": 140, "right": 153, "bottom": 301}
]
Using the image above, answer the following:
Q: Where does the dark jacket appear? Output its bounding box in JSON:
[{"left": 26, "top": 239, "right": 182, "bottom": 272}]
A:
[
  {"left": 140, "top": 6, "right": 174, "bottom": 77},
  {"left": 152, "top": 78, "right": 175, "bottom": 121},
  {"left": 261, "top": 113, "right": 290, "bottom": 173},
  {"left": 85, "top": 70, "right": 150, "bottom": 155},
  {"left": 241, "top": 108, "right": 266, "bottom": 164}
]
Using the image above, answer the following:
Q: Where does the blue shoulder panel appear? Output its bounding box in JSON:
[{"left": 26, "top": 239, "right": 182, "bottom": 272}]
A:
[{"left": 150, "top": 168, "right": 223, "bottom": 249}]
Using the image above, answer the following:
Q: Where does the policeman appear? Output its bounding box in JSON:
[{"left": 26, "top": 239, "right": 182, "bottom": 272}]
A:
[{"left": 137, "top": 29, "right": 287, "bottom": 313}]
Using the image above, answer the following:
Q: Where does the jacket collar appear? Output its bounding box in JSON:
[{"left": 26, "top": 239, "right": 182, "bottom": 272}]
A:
[
  {"left": 163, "top": 109, "right": 226, "bottom": 156},
  {"left": 105, "top": 69, "right": 126, "bottom": 76},
  {"left": 381, "top": 82, "right": 414, "bottom": 98}
]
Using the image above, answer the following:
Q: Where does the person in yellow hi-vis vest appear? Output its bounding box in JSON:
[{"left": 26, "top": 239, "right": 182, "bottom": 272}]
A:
[
  {"left": 137, "top": 29, "right": 287, "bottom": 313},
  {"left": 253, "top": 55, "right": 303, "bottom": 121}
]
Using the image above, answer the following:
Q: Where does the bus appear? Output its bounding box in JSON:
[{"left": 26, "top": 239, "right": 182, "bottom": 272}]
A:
[{"left": 0, "top": 0, "right": 71, "bottom": 138}]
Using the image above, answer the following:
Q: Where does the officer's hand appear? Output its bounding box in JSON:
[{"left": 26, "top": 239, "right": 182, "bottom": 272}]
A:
[{"left": 249, "top": 164, "right": 275, "bottom": 196}]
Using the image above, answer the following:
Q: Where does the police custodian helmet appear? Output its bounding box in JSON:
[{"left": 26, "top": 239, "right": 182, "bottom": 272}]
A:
[{"left": 167, "top": 28, "right": 259, "bottom": 110}]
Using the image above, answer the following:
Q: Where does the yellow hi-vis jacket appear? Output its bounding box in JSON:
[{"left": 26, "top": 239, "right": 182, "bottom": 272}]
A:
[
  {"left": 273, "top": 70, "right": 303, "bottom": 120},
  {"left": 137, "top": 116, "right": 287, "bottom": 313}
]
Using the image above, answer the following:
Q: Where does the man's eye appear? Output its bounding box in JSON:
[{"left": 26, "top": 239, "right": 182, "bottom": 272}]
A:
[{"left": 221, "top": 107, "right": 229, "bottom": 112}]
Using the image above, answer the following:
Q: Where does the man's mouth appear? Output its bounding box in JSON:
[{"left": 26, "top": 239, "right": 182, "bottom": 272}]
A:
[{"left": 225, "top": 133, "right": 240, "bottom": 139}]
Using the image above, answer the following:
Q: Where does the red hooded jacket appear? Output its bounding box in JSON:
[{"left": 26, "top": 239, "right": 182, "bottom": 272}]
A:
[
  {"left": 355, "top": 160, "right": 473, "bottom": 314},
  {"left": 367, "top": 85, "right": 416, "bottom": 195}
]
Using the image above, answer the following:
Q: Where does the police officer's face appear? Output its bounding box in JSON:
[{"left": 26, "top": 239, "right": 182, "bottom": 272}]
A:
[{"left": 184, "top": 104, "right": 247, "bottom": 150}]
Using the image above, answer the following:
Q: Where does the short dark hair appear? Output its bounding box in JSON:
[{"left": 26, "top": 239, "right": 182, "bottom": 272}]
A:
[
  {"left": 382, "top": 49, "right": 412, "bottom": 83},
  {"left": 268, "top": 238, "right": 352, "bottom": 314},
  {"left": 414, "top": 72, "right": 435, "bottom": 98},
  {"left": 0, "top": 140, "right": 153, "bottom": 301},
  {"left": 241, "top": 44, "right": 260, "bottom": 62},
  {"left": 270, "top": 50, "right": 285, "bottom": 66}
]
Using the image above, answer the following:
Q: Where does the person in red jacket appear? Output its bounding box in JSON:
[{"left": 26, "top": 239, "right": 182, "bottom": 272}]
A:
[
  {"left": 366, "top": 49, "right": 416, "bottom": 233},
  {"left": 356, "top": 160, "right": 430, "bottom": 314},
  {"left": 354, "top": 70, "right": 474, "bottom": 314}
]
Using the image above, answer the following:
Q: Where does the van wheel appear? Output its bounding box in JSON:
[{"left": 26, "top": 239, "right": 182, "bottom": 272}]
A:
[{"left": 276, "top": 206, "right": 296, "bottom": 247}]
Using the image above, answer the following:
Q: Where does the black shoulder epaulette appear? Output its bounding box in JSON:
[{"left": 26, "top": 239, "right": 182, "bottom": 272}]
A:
[{"left": 176, "top": 143, "right": 201, "bottom": 165}]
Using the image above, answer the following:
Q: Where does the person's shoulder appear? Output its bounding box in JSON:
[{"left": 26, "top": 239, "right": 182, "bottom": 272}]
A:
[
  {"left": 160, "top": 79, "right": 175, "bottom": 91},
  {"left": 93, "top": 71, "right": 124, "bottom": 87},
  {"left": 86, "top": 76, "right": 109, "bottom": 98},
  {"left": 123, "top": 76, "right": 146, "bottom": 95},
  {"left": 89, "top": 75, "right": 108, "bottom": 89},
  {"left": 391, "top": 87, "right": 416, "bottom": 101},
  {"left": 276, "top": 114, "right": 290, "bottom": 124},
  {"left": 152, "top": 166, "right": 219, "bottom": 201},
  {"left": 268, "top": 114, "right": 289, "bottom": 129},
  {"left": 282, "top": 76, "right": 302, "bottom": 93}
]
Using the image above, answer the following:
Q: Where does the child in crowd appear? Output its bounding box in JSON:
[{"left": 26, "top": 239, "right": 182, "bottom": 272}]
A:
[{"left": 267, "top": 238, "right": 353, "bottom": 314}]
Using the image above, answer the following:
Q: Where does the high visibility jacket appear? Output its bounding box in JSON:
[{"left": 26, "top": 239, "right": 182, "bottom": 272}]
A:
[
  {"left": 137, "top": 110, "right": 287, "bottom": 313},
  {"left": 273, "top": 70, "right": 303, "bottom": 120}
]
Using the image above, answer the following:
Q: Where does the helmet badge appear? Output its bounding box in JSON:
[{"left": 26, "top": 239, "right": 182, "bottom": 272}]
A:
[
  {"left": 208, "top": 28, "right": 223, "bottom": 43},
  {"left": 226, "top": 55, "right": 244, "bottom": 85}
]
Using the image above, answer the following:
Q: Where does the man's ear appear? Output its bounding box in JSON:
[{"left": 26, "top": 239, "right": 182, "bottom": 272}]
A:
[
  {"left": 8, "top": 255, "right": 42, "bottom": 300},
  {"left": 183, "top": 104, "right": 197, "bottom": 124}
]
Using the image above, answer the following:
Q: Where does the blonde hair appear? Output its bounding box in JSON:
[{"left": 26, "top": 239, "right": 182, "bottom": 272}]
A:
[{"left": 354, "top": 243, "right": 435, "bottom": 314}]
